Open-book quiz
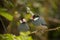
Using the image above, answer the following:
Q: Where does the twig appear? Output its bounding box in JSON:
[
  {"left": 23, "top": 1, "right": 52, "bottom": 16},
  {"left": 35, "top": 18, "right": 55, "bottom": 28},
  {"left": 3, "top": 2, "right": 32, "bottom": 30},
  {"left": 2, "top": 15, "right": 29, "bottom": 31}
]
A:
[
  {"left": 30, "top": 27, "right": 60, "bottom": 34},
  {"left": 48, "top": 27, "right": 60, "bottom": 31},
  {"left": 0, "top": 17, "right": 7, "bottom": 33}
]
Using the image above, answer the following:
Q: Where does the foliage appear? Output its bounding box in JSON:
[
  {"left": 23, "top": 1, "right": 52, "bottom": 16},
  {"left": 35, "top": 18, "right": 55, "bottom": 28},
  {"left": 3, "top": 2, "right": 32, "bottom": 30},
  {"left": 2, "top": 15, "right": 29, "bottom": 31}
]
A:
[
  {"left": 0, "top": 0, "right": 60, "bottom": 40},
  {"left": 0, "top": 31, "right": 33, "bottom": 40},
  {"left": 0, "top": 8, "right": 13, "bottom": 21}
]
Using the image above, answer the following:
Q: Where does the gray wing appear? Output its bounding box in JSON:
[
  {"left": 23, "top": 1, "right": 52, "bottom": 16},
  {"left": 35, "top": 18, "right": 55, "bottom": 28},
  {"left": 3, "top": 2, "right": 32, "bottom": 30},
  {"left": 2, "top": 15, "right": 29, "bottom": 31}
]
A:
[
  {"left": 39, "top": 17, "right": 47, "bottom": 26},
  {"left": 32, "top": 17, "right": 47, "bottom": 26},
  {"left": 18, "top": 23, "right": 29, "bottom": 32}
]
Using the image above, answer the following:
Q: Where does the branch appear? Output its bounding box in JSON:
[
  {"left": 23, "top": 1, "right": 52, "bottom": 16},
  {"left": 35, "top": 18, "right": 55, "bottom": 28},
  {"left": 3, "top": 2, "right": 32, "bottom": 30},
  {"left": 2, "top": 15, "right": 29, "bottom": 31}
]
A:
[
  {"left": 48, "top": 27, "right": 60, "bottom": 31},
  {"left": 0, "top": 17, "right": 7, "bottom": 33},
  {"left": 30, "top": 27, "right": 60, "bottom": 35}
]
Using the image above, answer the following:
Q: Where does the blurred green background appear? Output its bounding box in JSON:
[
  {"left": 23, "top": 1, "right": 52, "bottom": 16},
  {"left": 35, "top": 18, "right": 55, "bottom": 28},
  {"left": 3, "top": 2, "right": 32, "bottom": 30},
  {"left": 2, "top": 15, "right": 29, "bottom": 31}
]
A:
[{"left": 0, "top": 0, "right": 60, "bottom": 40}]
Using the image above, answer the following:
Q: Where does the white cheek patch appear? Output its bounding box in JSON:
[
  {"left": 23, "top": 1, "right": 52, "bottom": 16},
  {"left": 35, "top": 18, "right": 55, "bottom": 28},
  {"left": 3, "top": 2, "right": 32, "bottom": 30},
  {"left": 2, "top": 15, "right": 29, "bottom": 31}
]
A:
[
  {"left": 20, "top": 20, "right": 23, "bottom": 23},
  {"left": 19, "top": 19, "right": 27, "bottom": 23},
  {"left": 34, "top": 17, "right": 39, "bottom": 21},
  {"left": 23, "top": 19, "right": 27, "bottom": 22}
]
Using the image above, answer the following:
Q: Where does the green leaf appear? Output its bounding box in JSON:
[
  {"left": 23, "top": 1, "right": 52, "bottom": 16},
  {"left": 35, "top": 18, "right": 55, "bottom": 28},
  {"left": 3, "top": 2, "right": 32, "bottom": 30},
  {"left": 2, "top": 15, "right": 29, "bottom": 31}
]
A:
[
  {"left": 0, "top": 11, "right": 13, "bottom": 21},
  {"left": 0, "top": 32, "right": 33, "bottom": 40}
]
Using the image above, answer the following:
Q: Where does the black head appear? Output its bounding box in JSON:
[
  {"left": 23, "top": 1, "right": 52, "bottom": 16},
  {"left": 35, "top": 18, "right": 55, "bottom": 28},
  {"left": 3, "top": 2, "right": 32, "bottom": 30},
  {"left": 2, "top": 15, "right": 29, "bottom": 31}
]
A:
[{"left": 33, "top": 15, "right": 39, "bottom": 19}]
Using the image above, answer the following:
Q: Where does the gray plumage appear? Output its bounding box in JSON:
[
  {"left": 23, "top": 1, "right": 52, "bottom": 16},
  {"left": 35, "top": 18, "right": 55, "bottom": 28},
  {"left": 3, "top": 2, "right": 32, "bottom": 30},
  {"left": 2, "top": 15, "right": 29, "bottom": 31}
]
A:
[
  {"left": 31, "top": 17, "right": 47, "bottom": 27},
  {"left": 18, "top": 23, "right": 29, "bottom": 32}
]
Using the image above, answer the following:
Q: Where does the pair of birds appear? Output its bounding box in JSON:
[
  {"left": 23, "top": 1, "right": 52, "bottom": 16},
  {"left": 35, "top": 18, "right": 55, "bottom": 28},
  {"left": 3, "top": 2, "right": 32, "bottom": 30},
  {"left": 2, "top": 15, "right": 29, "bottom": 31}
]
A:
[
  {"left": 18, "top": 14, "right": 47, "bottom": 32},
  {"left": 18, "top": 7, "right": 47, "bottom": 32}
]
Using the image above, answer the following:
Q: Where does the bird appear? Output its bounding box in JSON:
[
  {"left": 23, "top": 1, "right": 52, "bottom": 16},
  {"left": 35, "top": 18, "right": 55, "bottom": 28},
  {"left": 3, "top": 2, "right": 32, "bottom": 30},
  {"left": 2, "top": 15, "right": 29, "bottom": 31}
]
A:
[
  {"left": 30, "top": 15, "right": 47, "bottom": 27},
  {"left": 26, "top": 6, "right": 47, "bottom": 27},
  {"left": 18, "top": 17, "right": 30, "bottom": 32}
]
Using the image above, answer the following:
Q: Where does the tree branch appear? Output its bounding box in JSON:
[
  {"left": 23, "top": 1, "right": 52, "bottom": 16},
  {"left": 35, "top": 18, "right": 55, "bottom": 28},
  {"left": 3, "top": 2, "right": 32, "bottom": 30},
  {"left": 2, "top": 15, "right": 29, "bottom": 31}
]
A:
[
  {"left": 48, "top": 27, "right": 60, "bottom": 31},
  {"left": 30, "top": 26, "right": 60, "bottom": 35}
]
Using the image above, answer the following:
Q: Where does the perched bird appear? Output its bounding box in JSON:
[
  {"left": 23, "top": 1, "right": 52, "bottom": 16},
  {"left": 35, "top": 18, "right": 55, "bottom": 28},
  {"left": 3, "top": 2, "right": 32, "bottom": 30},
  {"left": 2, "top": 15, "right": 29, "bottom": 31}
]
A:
[
  {"left": 18, "top": 17, "right": 30, "bottom": 32},
  {"left": 26, "top": 6, "right": 48, "bottom": 40},
  {"left": 30, "top": 14, "right": 47, "bottom": 26},
  {"left": 30, "top": 15, "right": 48, "bottom": 40},
  {"left": 26, "top": 6, "right": 46, "bottom": 26}
]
